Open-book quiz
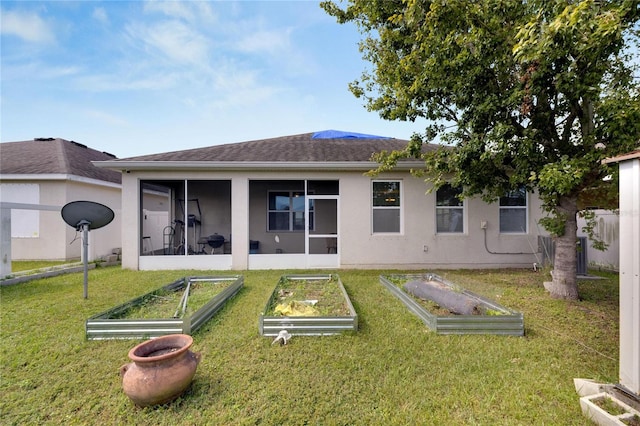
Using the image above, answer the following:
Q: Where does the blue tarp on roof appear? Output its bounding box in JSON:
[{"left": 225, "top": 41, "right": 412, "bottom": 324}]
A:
[{"left": 311, "top": 130, "right": 391, "bottom": 139}]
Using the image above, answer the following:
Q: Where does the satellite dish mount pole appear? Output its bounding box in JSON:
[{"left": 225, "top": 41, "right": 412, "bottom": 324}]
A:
[
  {"left": 61, "top": 201, "right": 114, "bottom": 300},
  {"left": 78, "top": 220, "right": 90, "bottom": 299}
]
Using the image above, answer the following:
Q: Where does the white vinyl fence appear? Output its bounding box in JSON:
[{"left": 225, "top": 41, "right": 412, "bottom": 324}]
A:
[{"left": 577, "top": 209, "right": 619, "bottom": 272}]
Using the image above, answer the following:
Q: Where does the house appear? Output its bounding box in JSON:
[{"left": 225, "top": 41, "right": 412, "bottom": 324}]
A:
[
  {"left": 0, "top": 138, "right": 122, "bottom": 262},
  {"left": 94, "top": 130, "right": 547, "bottom": 271}
]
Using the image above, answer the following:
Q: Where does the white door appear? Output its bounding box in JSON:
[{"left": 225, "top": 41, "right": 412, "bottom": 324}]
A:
[{"left": 142, "top": 209, "right": 169, "bottom": 255}]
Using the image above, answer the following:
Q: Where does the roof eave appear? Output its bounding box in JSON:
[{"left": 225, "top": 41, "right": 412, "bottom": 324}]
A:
[
  {"left": 0, "top": 173, "right": 121, "bottom": 188},
  {"left": 602, "top": 149, "right": 640, "bottom": 164},
  {"left": 92, "top": 160, "right": 426, "bottom": 172}
]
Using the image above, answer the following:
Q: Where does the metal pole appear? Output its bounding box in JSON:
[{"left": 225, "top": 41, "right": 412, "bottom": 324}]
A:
[
  {"left": 80, "top": 221, "right": 90, "bottom": 299},
  {"left": 1, "top": 207, "right": 12, "bottom": 278}
]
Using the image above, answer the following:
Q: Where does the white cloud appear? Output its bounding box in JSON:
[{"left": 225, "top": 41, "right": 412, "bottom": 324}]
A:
[
  {"left": 0, "top": 9, "right": 55, "bottom": 44},
  {"left": 235, "top": 28, "right": 292, "bottom": 55},
  {"left": 0, "top": 60, "right": 81, "bottom": 83},
  {"left": 170, "top": 59, "right": 284, "bottom": 111},
  {"left": 225, "top": 14, "right": 314, "bottom": 76},
  {"left": 126, "top": 20, "right": 210, "bottom": 65},
  {"left": 144, "top": 0, "right": 195, "bottom": 21},
  {"left": 76, "top": 71, "right": 179, "bottom": 92},
  {"left": 92, "top": 7, "right": 109, "bottom": 25},
  {"left": 210, "top": 69, "right": 282, "bottom": 108},
  {"left": 83, "top": 109, "right": 129, "bottom": 127},
  {"left": 40, "top": 65, "right": 81, "bottom": 79},
  {"left": 143, "top": 0, "right": 216, "bottom": 24}
]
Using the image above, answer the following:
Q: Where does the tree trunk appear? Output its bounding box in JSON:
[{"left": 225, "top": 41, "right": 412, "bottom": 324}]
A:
[{"left": 543, "top": 197, "right": 580, "bottom": 300}]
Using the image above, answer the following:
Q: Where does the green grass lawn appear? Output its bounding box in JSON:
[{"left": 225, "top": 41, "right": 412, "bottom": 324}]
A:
[
  {"left": 0, "top": 266, "right": 618, "bottom": 425},
  {"left": 10, "top": 260, "right": 76, "bottom": 273}
]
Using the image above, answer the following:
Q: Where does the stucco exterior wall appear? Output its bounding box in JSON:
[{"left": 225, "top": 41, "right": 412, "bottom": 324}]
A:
[
  {"left": 340, "top": 171, "right": 544, "bottom": 269},
  {"left": 120, "top": 173, "right": 140, "bottom": 269},
  {"left": 5, "top": 179, "right": 121, "bottom": 261},
  {"left": 63, "top": 180, "right": 122, "bottom": 261},
  {"left": 119, "top": 168, "right": 546, "bottom": 271},
  {"left": 4, "top": 180, "right": 65, "bottom": 260}
]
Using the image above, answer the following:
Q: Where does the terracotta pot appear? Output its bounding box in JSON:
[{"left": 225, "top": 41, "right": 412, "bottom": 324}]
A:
[{"left": 120, "top": 334, "right": 201, "bottom": 407}]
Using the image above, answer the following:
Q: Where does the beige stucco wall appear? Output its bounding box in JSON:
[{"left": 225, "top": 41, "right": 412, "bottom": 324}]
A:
[
  {"left": 5, "top": 179, "right": 121, "bottom": 261},
  {"left": 120, "top": 173, "right": 140, "bottom": 269},
  {"left": 64, "top": 180, "right": 121, "bottom": 261},
  {"left": 340, "top": 171, "right": 545, "bottom": 269},
  {"left": 7, "top": 181, "right": 66, "bottom": 260},
  {"left": 119, "top": 168, "right": 546, "bottom": 271}
]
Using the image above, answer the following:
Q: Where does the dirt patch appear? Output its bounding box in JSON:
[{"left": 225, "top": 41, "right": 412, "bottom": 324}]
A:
[{"left": 266, "top": 276, "right": 351, "bottom": 317}]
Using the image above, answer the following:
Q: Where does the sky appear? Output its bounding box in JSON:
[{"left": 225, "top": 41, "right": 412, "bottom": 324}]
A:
[{"left": 1, "top": 0, "right": 427, "bottom": 158}]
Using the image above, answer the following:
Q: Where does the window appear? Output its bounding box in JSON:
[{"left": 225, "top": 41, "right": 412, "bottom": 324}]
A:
[
  {"left": 500, "top": 186, "right": 528, "bottom": 233},
  {"left": 268, "top": 191, "right": 314, "bottom": 231},
  {"left": 372, "top": 181, "right": 401, "bottom": 233},
  {"left": 436, "top": 184, "right": 464, "bottom": 233}
]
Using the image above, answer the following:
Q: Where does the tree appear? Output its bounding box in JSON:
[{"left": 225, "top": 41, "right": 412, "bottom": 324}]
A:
[{"left": 322, "top": 0, "right": 640, "bottom": 300}]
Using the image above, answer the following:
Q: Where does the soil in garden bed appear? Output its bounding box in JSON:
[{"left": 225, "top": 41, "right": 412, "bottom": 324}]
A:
[
  {"left": 592, "top": 396, "right": 628, "bottom": 416},
  {"left": 112, "top": 280, "right": 234, "bottom": 319},
  {"left": 592, "top": 397, "right": 640, "bottom": 426},
  {"left": 265, "top": 276, "right": 351, "bottom": 317}
]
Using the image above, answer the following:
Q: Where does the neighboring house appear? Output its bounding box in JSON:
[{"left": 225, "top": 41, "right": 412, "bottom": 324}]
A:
[
  {"left": 0, "top": 138, "right": 122, "bottom": 262},
  {"left": 95, "top": 130, "right": 548, "bottom": 271}
]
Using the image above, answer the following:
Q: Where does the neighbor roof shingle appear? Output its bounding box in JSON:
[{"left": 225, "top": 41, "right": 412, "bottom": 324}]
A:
[{"left": 0, "top": 138, "right": 121, "bottom": 184}]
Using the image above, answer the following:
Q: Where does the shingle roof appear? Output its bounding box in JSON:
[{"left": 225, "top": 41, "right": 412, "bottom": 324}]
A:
[
  {"left": 0, "top": 138, "right": 121, "bottom": 184},
  {"left": 115, "top": 132, "right": 435, "bottom": 163}
]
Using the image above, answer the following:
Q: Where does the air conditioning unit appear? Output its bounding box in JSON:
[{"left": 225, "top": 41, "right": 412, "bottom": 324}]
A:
[{"left": 538, "top": 236, "right": 588, "bottom": 275}]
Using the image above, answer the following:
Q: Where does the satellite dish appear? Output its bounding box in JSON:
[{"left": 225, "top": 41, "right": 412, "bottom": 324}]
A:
[
  {"left": 61, "top": 201, "right": 114, "bottom": 230},
  {"left": 61, "top": 201, "right": 115, "bottom": 299}
]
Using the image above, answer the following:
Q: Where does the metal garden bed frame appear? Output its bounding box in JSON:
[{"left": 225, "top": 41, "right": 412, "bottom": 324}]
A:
[
  {"left": 86, "top": 275, "right": 243, "bottom": 340},
  {"left": 259, "top": 274, "right": 358, "bottom": 337},
  {"left": 380, "top": 273, "right": 524, "bottom": 336}
]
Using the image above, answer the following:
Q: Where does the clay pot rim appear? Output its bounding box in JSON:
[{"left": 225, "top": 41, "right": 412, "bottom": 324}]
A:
[{"left": 128, "top": 334, "right": 193, "bottom": 363}]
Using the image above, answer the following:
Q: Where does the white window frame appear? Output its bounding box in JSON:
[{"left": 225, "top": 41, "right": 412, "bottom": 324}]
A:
[
  {"left": 267, "top": 191, "right": 314, "bottom": 232},
  {"left": 371, "top": 180, "right": 402, "bottom": 234},
  {"left": 499, "top": 187, "right": 528, "bottom": 234},
  {"left": 435, "top": 184, "right": 465, "bottom": 234}
]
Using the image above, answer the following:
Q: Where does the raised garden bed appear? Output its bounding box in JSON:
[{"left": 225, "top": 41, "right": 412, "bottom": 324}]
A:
[
  {"left": 86, "top": 275, "right": 243, "bottom": 340},
  {"left": 259, "top": 274, "right": 357, "bottom": 336},
  {"left": 380, "top": 273, "right": 524, "bottom": 336}
]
